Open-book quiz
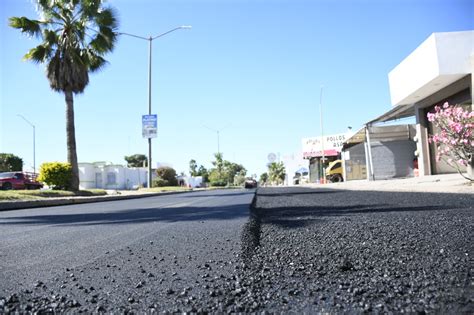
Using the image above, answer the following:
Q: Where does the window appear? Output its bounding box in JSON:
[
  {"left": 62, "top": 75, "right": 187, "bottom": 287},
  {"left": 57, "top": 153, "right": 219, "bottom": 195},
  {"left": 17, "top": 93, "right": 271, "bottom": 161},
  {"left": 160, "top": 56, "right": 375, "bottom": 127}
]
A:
[{"left": 107, "top": 172, "right": 116, "bottom": 185}]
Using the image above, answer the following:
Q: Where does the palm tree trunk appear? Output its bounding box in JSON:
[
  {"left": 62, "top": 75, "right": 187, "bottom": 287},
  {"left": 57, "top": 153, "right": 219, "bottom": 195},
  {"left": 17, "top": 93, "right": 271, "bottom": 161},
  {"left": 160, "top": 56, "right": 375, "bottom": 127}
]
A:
[{"left": 65, "top": 90, "right": 79, "bottom": 191}]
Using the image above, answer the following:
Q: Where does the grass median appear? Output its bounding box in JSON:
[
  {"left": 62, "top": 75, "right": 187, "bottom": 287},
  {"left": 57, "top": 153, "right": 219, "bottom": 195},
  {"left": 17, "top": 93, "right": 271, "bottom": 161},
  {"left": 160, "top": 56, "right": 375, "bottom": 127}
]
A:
[
  {"left": 0, "top": 189, "right": 107, "bottom": 201},
  {"left": 139, "top": 186, "right": 193, "bottom": 193}
]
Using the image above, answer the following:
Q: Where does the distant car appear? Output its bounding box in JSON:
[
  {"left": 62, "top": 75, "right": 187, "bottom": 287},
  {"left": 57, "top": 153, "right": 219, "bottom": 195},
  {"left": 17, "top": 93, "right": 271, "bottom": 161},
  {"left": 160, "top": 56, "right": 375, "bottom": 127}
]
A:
[
  {"left": 244, "top": 178, "right": 257, "bottom": 189},
  {"left": 0, "top": 172, "right": 43, "bottom": 190}
]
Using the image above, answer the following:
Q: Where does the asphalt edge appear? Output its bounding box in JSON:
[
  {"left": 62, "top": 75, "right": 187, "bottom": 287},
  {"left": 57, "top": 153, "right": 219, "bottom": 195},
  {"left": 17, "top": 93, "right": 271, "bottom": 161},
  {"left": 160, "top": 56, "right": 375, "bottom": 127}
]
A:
[
  {"left": 0, "top": 190, "right": 196, "bottom": 212},
  {"left": 240, "top": 189, "right": 261, "bottom": 264}
]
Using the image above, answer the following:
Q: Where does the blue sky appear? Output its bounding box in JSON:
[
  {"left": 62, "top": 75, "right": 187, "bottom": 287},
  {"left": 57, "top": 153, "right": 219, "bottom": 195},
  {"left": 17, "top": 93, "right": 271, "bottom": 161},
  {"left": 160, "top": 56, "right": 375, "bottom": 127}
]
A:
[{"left": 1, "top": 0, "right": 473, "bottom": 177}]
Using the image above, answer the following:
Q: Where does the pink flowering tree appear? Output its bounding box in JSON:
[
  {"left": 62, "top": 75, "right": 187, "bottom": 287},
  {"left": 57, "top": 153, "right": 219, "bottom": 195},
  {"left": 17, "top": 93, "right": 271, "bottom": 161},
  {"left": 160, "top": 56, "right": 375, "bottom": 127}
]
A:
[{"left": 427, "top": 102, "right": 473, "bottom": 181}]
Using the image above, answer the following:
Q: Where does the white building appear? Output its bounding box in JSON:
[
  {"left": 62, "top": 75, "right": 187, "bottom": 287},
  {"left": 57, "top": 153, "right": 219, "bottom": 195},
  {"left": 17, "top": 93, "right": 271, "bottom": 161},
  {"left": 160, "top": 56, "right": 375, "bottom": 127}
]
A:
[
  {"left": 387, "top": 31, "right": 473, "bottom": 177},
  {"left": 79, "top": 162, "right": 148, "bottom": 190},
  {"left": 281, "top": 153, "right": 308, "bottom": 185},
  {"left": 302, "top": 132, "right": 352, "bottom": 183}
]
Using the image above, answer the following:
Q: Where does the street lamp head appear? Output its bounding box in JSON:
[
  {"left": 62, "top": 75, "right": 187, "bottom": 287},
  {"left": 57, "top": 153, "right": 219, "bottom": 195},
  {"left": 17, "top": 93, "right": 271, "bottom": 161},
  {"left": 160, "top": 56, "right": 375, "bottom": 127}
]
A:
[{"left": 180, "top": 25, "right": 192, "bottom": 29}]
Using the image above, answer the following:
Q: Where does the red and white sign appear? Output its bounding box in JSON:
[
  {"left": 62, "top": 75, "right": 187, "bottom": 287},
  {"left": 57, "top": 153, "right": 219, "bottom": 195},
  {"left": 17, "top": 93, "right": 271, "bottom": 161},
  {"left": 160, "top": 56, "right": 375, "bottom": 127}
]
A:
[{"left": 302, "top": 133, "right": 347, "bottom": 158}]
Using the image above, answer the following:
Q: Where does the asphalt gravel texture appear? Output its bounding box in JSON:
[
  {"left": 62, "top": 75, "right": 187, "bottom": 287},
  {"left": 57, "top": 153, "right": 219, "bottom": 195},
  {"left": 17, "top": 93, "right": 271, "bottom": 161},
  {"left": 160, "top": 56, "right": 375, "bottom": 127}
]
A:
[
  {"left": 238, "top": 187, "right": 473, "bottom": 313},
  {"left": 1, "top": 186, "right": 473, "bottom": 313}
]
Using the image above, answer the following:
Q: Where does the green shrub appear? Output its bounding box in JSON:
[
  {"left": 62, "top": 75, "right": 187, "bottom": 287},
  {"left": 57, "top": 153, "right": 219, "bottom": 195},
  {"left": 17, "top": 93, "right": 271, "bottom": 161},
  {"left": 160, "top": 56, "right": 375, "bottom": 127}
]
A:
[
  {"left": 152, "top": 177, "right": 169, "bottom": 187},
  {"left": 234, "top": 174, "right": 246, "bottom": 186},
  {"left": 155, "top": 166, "right": 178, "bottom": 186},
  {"left": 0, "top": 153, "right": 23, "bottom": 172},
  {"left": 210, "top": 180, "right": 227, "bottom": 187},
  {"left": 208, "top": 170, "right": 227, "bottom": 186},
  {"left": 37, "top": 162, "right": 72, "bottom": 190}
]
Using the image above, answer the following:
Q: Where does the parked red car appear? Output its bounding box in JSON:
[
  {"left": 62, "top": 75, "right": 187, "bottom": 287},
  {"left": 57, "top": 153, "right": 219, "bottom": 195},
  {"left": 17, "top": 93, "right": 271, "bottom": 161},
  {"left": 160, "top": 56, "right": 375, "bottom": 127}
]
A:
[{"left": 0, "top": 172, "right": 43, "bottom": 190}]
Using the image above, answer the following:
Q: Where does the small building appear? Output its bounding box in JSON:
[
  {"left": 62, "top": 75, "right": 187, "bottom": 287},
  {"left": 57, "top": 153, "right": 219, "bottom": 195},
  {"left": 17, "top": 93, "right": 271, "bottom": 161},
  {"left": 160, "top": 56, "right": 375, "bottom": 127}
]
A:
[
  {"left": 281, "top": 153, "right": 309, "bottom": 185},
  {"left": 387, "top": 30, "right": 473, "bottom": 177},
  {"left": 302, "top": 133, "right": 350, "bottom": 183},
  {"left": 79, "top": 162, "right": 148, "bottom": 190},
  {"left": 342, "top": 125, "right": 417, "bottom": 181},
  {"left": 177, "top": 175, "right": 203, "bottom": 188}
]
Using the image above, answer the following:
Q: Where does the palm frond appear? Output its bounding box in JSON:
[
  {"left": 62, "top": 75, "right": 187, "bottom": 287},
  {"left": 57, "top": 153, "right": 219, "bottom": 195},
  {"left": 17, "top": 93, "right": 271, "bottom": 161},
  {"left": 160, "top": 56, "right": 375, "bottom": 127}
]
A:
[
  {"left": 36, "top": 0, "right": 52, "bottom": 11},
  {"left": 84, "top": 50, "right": 107, "bottom": 72},
  {"left": 43, "top": 29, "right": 58, "bottom": 45},
  {"left": 23, "top": 45, "right": 52, "bottom": 63},
  {"left": 80, "top": 0, "right": 100, "bottom": 19},
  {"left": 89, "top": 26, "right": 116, "bottom": 54},
  {"left": 9, "top": 17, "right": 42, "bottom": 37},
  {"left": 13, "top": 0, "right": 117, "bottom": 94},
  {"left": 47, "top": 50, "right": 89, "bottom": 93},
  {"left": 95, "top": 7, "right": 119, "bottom": 29}
]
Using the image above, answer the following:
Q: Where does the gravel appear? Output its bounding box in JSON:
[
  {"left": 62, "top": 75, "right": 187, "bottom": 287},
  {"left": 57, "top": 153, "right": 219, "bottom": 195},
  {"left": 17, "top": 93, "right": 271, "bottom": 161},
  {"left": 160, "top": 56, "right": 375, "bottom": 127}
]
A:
[
  {"left": 236, "top": 187, "right": 474, "bottom": 313},
  {"left": 1, "top": 187, "right": 473, "bottom": 313}
]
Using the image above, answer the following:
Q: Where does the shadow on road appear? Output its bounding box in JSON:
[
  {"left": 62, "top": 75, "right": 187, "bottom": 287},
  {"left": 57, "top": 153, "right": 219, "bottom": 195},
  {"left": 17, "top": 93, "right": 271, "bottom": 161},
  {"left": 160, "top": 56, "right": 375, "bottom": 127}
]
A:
[
  {"left": 255, "top": 187, "right": 473, "bottom": 229},
  {"left": 181, "top": 191, "right": 254, "bottom": 198},
  {"left": 0, "top": 203, "right": 250, "bottom": 227}
]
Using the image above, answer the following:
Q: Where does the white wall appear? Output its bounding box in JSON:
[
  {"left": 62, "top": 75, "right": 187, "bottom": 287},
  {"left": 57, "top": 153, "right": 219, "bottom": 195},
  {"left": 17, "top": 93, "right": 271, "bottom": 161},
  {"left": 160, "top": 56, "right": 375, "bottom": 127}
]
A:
[
  {"left": 281, "top": 153, "right": 308, "bottom": 186},
  {"left": 389, "top": 31, "right": 473, "bottom": 106},
  {"left": 79, "top": 162, "right": 148, "bottom": 190}
]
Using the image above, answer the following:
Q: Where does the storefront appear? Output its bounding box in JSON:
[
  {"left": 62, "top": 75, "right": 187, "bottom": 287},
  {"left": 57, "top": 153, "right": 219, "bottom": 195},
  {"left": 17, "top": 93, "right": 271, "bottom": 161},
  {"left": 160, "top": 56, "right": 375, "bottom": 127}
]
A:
[
  {"left": 342, "top": 125, "right": 417, "bottom": 181},
  {"left": 302, "top": 133, "right": 348, "bottom": 183},
  {"left": 388, "top": 31, "right": 473, "bottom": 177}
]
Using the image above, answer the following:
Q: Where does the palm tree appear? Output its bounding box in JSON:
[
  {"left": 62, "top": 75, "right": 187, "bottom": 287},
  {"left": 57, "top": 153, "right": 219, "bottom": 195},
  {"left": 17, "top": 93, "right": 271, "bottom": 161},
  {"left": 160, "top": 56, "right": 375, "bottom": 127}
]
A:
[
  {"left": 9, "top": 0, "right": 118, "bottom": 191},
  {"left": 268, "top": 162, "right": 286, "bottom": 185}
]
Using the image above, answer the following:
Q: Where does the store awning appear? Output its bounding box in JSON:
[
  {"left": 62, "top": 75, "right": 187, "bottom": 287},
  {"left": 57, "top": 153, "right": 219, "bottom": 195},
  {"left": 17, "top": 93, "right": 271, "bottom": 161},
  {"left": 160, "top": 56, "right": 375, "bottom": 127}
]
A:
[
  {"left": 343, "top": 124, "right": 415, "bottom": 149},
  {"left": 366, "top": 104, "right": 415, "bottom": 124}
]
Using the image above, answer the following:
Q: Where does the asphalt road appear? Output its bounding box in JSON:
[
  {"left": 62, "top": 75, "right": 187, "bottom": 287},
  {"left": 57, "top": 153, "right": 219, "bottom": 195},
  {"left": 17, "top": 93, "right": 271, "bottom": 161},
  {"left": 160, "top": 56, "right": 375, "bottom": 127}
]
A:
[
  {"left": 239, "top": 187, "right": 473, "bottom": 313},
  {"left": 0, "top": 189, "right": 253, "bottom": 313},
  {"left": 1, "top": 186, "right": 473, "bottom": 313}
]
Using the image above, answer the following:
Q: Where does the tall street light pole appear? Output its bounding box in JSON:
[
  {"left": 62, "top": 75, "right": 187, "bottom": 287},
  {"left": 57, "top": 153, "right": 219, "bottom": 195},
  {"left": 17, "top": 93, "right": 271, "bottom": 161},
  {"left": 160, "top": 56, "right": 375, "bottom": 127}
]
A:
[
  {"left": 119, "top": 26, "right": 191, "bottom": 188},
  {"left": 319, "top": 85, "right": 325, "bottom": 184},
  {"left": 17, "top": 114, "right": 35, "bottom": 174},
  {"left": 203, "top": 125, "right": 231, "bottom": 155}
]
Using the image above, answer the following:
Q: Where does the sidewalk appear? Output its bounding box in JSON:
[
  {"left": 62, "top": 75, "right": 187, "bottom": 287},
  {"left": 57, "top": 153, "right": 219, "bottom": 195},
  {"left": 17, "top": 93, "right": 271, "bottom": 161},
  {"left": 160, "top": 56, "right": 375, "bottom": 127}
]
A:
[{"left": 303, "top": 173, "right": 473, "bottom": 194}]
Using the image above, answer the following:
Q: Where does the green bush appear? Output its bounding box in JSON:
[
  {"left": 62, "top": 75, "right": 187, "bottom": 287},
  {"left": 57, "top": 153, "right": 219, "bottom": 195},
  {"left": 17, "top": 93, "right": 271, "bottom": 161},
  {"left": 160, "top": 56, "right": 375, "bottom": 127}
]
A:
[
  {"left": 152, "top": 177, "right": 169, "bottom": 187},
  {"left": 208, "top": 170, "right": 227, "bottom": 186},
  {"left": 155, "top": 166, "right": 178, "bottom": 186},
  {"left": 234, "top": 174, "right": 246, "bottom": 186},
  {"left": 210, "top": 180, "right": 227, "bottom": 187},
  {"left": 0, "top": 153, "right": 23, "bottom": 172},
  {"left": 37, "top": 162, "right": 72, "bottom": 190}
]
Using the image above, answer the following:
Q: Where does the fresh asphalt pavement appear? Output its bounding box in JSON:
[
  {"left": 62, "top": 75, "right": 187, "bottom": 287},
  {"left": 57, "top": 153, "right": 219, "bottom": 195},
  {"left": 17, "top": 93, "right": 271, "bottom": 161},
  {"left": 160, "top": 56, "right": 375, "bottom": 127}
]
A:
[
  {"left": 241, "top": 187, "right": 473, "bottom": 313},
  {"left": 0, "top": 189, "right": 253, "bottom": 313},
  {"left": 1, "top": 186, "right": 473, "bottom": 313}
]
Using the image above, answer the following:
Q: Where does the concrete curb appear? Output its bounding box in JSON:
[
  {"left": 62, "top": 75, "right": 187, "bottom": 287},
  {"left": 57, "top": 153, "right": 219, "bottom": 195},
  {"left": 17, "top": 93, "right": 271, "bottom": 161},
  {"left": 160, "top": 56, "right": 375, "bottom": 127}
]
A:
[{"left": 0, "top": 190, "right": 194, "bottom": 211}]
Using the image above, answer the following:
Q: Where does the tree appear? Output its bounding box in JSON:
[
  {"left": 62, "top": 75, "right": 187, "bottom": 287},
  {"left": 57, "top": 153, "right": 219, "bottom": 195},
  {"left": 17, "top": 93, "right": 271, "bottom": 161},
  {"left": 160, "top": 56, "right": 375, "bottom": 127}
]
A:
[
  {"left": 125, "top": 154, "right": 147, "bottom": 167},
  {"left": 197, "top": 165, "right": 209, "bottom": 182},
  {"left": 223, "top": 161, "right": 246, "bottom": 185},
  {"left": 212, "top": 153, "right": 224, "bottom": 174},
  {"left": 0, "top": 153, "right": 23, "bottom": 172},
  {"left": 268, "top": 162, "right": 286, "bottom": 185},
  {"left": 259, "top": 172, "right": 268, "bottom": 185},
  {"left": 233, "top": 170, "right": 246, "bottom": 186},
  {"left": 155, "top": 166, "right": 178, "bottom": 186},
  {"left": 208, "top": 153, "right": 247, "bottom": 186},
  {"left": 10, "top": 0, "right": 119, "bottom": 191},
  {"left": 189, "top": 159, "right": 198, "bottom": 176},
  {"left": 427, "top": 102, "right": 473, "bottom": 181}
]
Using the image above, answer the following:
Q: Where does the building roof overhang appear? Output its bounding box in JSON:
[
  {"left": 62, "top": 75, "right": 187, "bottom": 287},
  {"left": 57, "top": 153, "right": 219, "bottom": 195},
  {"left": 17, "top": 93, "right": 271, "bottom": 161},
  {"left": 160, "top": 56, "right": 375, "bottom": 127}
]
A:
[
  {"left": 342, "top": 124, "right": 416, "bottom": 149},
  {"left": 388, "top": 31, "right": 474, "bottom": 107}
]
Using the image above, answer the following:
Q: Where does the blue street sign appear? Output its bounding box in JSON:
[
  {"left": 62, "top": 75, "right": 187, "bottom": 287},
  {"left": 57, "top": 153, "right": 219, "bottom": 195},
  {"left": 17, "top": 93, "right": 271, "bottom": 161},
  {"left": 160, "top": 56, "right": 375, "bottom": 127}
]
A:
[{"left": 142, "top": 114, "right": 157, "bottom": 138}]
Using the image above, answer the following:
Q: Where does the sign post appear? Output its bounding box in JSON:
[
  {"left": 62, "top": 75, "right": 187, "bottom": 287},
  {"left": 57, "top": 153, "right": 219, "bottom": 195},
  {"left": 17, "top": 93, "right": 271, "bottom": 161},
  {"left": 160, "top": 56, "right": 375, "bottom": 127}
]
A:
[{"left": 142, "top": 115, "right": 157, "bottom": 139}]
